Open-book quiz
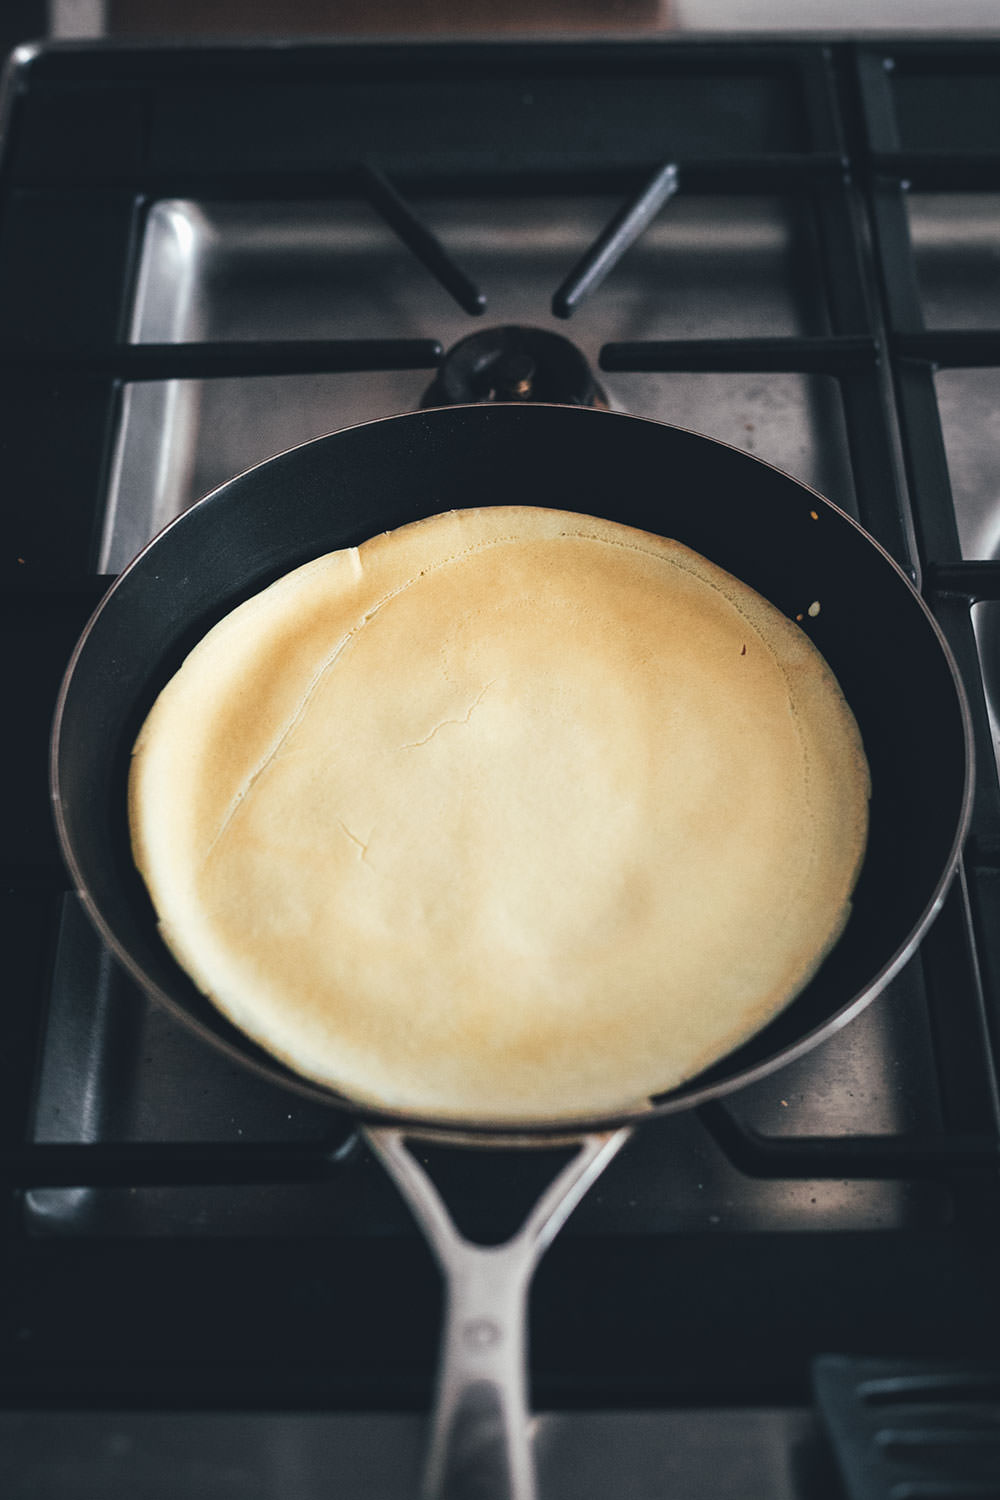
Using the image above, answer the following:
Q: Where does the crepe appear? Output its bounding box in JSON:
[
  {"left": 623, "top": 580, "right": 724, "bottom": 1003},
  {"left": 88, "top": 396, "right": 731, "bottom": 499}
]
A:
[{"left": 129, "top": 506, "right": 870, "bottom": 1123}]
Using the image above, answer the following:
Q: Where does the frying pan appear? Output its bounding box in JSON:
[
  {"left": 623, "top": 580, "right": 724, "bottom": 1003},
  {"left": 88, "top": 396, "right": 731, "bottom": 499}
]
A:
[{"left": 52, "top": 403, "right": 972, "bottom": 1500}]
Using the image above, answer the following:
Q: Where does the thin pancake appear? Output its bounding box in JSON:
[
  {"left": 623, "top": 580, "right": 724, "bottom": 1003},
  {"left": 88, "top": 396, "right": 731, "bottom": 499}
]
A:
[{"left": 129, "top": 506, "right": 870, "bottom": 1123}]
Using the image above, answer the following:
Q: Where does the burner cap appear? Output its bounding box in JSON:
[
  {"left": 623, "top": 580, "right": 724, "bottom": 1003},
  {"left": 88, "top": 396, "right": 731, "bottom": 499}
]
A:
[{"left": 422, "top": 325, "right": 606, "bottom": 408}]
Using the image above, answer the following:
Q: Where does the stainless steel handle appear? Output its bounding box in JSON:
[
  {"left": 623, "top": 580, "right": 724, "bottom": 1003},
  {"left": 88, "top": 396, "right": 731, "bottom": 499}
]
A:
[
  {"left": 424, "top": 1237, "right": 534, "bottom": 1500},
  {"left": 364, "top": 1125, "right": 631, "bottom": 1500}
]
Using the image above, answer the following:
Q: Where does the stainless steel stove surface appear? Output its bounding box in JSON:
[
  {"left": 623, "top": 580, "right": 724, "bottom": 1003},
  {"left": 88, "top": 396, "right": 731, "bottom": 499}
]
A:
[
  {"left": 3, "top": 34, "right": 1000, "bottom": 1500},
  {"left": 99, "top": 191, "right": 853, "bottom": 569}
]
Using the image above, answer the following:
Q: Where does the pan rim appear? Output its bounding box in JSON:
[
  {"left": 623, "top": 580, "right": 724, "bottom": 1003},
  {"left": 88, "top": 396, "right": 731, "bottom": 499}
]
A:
[{"left": 49, "top": 401, "right": 976, "bottom": 1145}]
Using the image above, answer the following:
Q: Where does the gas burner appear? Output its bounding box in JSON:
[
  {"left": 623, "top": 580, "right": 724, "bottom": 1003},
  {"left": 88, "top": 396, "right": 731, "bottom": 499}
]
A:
[{"left": 421, "top": 325, "right": 608, "bottom": 409}]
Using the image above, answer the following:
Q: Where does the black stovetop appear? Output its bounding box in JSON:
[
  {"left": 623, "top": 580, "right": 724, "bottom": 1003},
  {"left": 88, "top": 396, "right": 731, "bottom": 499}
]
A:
[{"left": 3, "top": 35, "right": 1000, "bottom": 1500}]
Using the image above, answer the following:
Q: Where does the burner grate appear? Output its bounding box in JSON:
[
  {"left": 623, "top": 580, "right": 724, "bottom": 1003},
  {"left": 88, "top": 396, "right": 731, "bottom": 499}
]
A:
[
  {"left": 858, "top": 45, "right": 1000, "bottom": 1125},
  {"left": 815, "top": 1354, "right": 1000, "bottom": 1500},
  {"left": 2, "top": 37, "right": 1000, "bottom": 1420}
]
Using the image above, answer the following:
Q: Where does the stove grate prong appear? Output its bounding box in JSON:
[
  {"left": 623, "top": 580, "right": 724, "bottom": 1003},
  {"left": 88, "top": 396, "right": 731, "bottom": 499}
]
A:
[
  {"left": 1, "top": 339, "right": 447, "bottom": 381},
  {"left": 551, "top": 160, "right": 679, "bottom": 320},
  {"left": 599, "top": 333, "right": 877, "bottom": 374},
  {"left": 360, "top": 162, "right": 487, "bottom": 318}
]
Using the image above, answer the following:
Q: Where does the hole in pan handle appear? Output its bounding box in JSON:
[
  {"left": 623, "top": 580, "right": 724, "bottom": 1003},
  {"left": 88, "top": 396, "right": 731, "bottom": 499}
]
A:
[{"left": 364, "top": 1125, "right": 633, "bottom": 1500}]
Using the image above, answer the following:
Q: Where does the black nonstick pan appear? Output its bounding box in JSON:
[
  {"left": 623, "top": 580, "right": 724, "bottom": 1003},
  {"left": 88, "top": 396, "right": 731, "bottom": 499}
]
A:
[{"left": 52, "top": 403, "right": 972, "bottom": 1500}]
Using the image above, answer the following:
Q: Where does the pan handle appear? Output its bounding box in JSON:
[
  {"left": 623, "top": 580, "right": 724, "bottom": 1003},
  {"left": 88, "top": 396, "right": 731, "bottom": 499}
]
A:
[{"left": 364, "top": 1125, "right": 631, "bottom": 1500}]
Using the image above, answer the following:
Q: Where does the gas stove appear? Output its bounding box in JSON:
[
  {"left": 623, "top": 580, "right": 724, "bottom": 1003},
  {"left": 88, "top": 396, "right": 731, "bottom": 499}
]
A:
[{"left": 3, "top": 36, "right": 1000, "bottom": 1500}]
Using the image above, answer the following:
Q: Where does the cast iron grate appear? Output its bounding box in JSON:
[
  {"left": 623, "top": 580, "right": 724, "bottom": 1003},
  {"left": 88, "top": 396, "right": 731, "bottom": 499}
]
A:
[
  {"left": 1, "top": 38, "right": 1000, "bottom": 1411},
  {"left": 856, "top": 44, "right": 1000, "bottom": 1110},
  {"left": 815, "top": 1354, "right": 1000, "bottom": 1500}
]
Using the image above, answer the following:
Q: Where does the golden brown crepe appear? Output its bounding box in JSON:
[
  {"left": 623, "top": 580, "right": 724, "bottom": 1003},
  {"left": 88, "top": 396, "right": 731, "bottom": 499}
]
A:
[{"left": 129, "top": 506, "right": 869, "bottom": 1123}]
